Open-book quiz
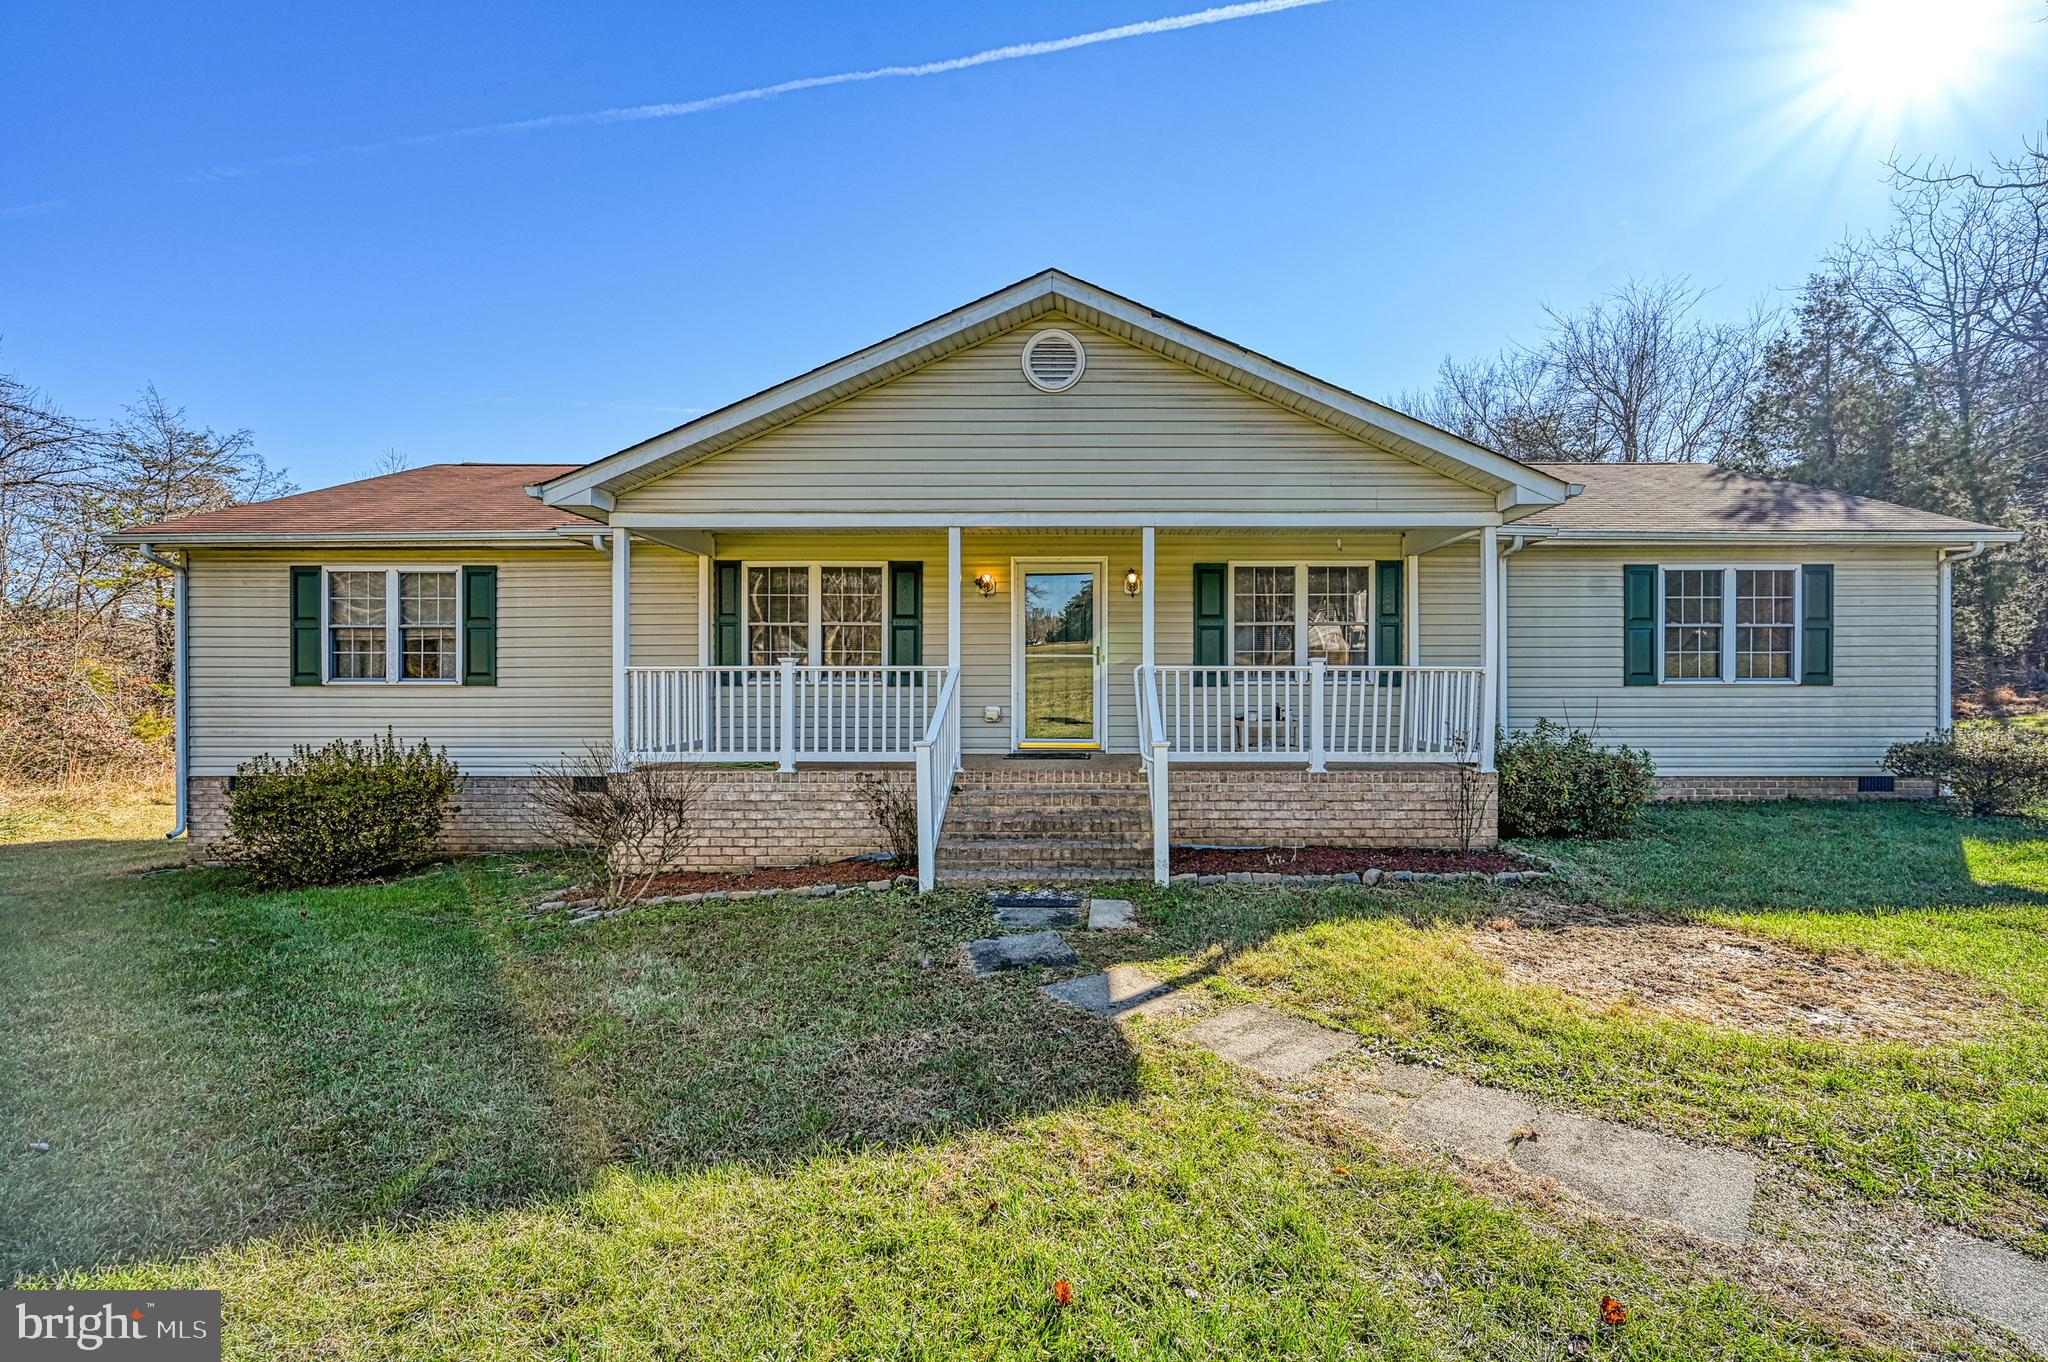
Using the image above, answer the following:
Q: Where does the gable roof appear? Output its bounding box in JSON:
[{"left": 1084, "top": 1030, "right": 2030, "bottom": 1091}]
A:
[
  {"left": 108, "top": 463, "right": 593, "bottom": 545},
  {"left": 534, "top": 269, "right": 1573, "bottom": 519},
  {"left": 1516, "top": 462, "right": 2017, "bottom": 543}
]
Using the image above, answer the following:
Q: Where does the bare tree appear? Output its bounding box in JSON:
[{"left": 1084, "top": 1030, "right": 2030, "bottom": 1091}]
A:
[
  {"left": 1412, "top": 277, "right": 1772, "bottom": 463},
  {"left": 533, "top": 747, "right": 706, "bottom": 906}
]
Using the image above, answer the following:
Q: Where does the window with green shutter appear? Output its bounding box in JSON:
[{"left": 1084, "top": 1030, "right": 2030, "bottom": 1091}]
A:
[
  {"left": 289, "top": 566, "right": 322, "bottom": 685},
  {"left": 887, "top": 560, "right": 922, "bottom": 683},
  {"left": 1192, "top": 563, "right": 1226, "bottom": 685},
  {"left": 1800, "top": 564, "right": 1833, "bottom": 685},
  {"left": 1375, "top": 559, "right": 1403, "bottom": 684},
  {"left": 713, "top": 560, "right": 742, "bottom": 668},
  {"left": 461, "top": 566, "right": 497, "bottom": 685},
  {"left": 1623, "top": 564, "right": 1657, "bottom": 685}
]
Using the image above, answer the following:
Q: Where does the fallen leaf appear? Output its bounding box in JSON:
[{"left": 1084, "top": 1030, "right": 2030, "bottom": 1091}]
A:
[
  {"left": 1600, "top": 1295, "right": 1628, "bottom": 1326},
  {"left": 1053, "top": 1280, "right": 1074, "bottom": 1307}
]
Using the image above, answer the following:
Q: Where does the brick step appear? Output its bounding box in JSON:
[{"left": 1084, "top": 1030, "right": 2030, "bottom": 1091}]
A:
[
  {"left": 937, "top": 867, "right": 1150, "bottom": 885},
  {"left": 944, "top": 810, "right": 1152, "bottom": 838},
  {"left": 937, "top": 838, "right": 1153, "bottom": 871},
  {"left": 950, "top": 779, "right": 1147, "bottom": 799}
]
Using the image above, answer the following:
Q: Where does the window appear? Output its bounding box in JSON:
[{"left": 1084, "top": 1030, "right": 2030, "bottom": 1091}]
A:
[
  {"left": 328, "top": 571, "right": 387, "bottom": 680},
  {"left": 1734, "top": 569, "right": 1795, "bottom": 679},
  {"left": 1662, "top": 569, "right": 1723, "bottom": 680},
  {"left": 1233, "top": 566, "right": 1296, "bottom": 666},
  {"left": 820, "top": 566, "right": 884, "bottom": 665},
  {"left": 743, "top": 563, "right": 890, "bottom": 666},
  {"left": 326, "top": 568, "right": 460, "bottom": 683},
  {"left": 1306, "top": 566, "right": 1373, "bottom": 665},
  {"left": 1657, "top": 566, "right": 1805, "bottom": 683},
  {"left": 399, "top": 571, "right": 458, "bottom": 679},
  {"left": 746, "top": 566, "right": 810, "bottom": 665}
]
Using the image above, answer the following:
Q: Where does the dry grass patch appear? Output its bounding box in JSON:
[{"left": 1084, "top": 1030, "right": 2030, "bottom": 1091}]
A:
[{"left": 1468, "top": 917, "right": 2000, "bottom": 1045}]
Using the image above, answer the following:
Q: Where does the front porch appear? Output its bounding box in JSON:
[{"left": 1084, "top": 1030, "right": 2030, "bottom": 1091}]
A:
[{"left": 602, "top": 523, "right": 1506, "bottom": 887}]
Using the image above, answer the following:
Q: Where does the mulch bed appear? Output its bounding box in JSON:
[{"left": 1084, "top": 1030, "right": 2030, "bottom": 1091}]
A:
[
  {"left": 1169, "top": 845, "right": 1519, "bottom": 876},
  {"left": 583, "top": 857, "right": 908, "bottom": 899}
]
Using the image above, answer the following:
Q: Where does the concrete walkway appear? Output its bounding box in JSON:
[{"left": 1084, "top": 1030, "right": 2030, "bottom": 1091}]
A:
[{"left": 1044, "top": 969, "right": 2048, "bottom": 1354}]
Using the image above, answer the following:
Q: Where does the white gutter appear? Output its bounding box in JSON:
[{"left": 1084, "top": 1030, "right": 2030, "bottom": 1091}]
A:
[
  {"left": 1937, "top": 540, "right": 1988, "bottom": 730},
  {"left": 136, "top": 544, "right": 188, "bottom": 841}
]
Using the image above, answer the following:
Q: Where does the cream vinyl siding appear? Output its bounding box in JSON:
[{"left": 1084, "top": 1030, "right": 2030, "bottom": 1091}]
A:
[
  {"left": 1416, "top": 543, "right": 1480, "bottom": 666},
  {"left": 186, "top": 547, "right": 611, "bottom": 775},
  {"left": 1504, "top": 545, "right": 1939, "bottom": 775},
  {"left": 629, "top": 531, "right": 1473, "bottom": 755},
  {"left": 611, "top": 319, "right": 1497, "bottom": 520}
]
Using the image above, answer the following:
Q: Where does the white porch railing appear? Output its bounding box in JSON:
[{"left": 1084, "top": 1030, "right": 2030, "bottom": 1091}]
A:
[
  {"left": 913, "top": 668, "right": 964, "bottom": 893},
  {"left": 623, "top": 663, "right": 950, "bottom": 768},
  {"left": 1143, "top": 662, "right": 1487, "bottom": 767}
]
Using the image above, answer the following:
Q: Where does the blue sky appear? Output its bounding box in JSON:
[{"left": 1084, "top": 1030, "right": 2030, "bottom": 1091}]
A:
[{"left": 4, "top": 0, "right": 2043, "bottom": 490}]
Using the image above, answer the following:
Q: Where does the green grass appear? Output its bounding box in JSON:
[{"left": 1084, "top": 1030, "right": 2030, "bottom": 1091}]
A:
[
  {"left": 1, "top": 792, "right": 1929, "bottom": 1358},
  {"left": 1119, "top": 802, "right": 2048, "bottom": 1253}
]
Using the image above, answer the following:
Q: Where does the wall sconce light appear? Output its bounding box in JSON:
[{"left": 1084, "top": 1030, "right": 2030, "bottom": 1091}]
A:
[
  {"left": 1122, "top": 567, "right": 1142, "bottom": 597},
  {"left": 974, "top": 571, "right": 998, "bottom": 597}
]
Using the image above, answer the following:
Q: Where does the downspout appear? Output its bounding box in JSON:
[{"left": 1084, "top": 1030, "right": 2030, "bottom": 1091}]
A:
[
  {"left": 1497, "top": 534, "right": 1529, "bottom": 734},
  {"left": 137, "top": 544, "right": 188, "bottom": 840},
  {"left": 1937, "top": 540, "right": 1987, "bottom": 730}
]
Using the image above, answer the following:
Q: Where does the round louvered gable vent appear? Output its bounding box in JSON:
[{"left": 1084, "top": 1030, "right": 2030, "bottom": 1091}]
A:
[{"left": 1021, "top": 329, "right": 1085, "bottom": 392}]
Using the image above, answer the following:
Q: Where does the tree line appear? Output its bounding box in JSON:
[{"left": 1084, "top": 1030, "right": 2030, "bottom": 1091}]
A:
[
  {"left": 1408, "top": 136, "right": 2047, "bottom": 701},
  {"left": 0, "top": 372, "right": 291, "bottom": 780}
]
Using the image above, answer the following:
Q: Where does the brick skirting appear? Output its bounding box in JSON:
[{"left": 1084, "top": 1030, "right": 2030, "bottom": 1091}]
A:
[
  {"left": 1168, "top": 765, "right": 1498, "bottom": 849},
  {"left": 1652, "top": 775, "right": 1937, "bottom": 802},
  {"left": 186, "top": 768, "right": 909, "bottom": 870}
]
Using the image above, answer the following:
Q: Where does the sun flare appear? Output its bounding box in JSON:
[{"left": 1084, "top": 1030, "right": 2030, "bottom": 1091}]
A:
[{"left": 1819, "top": 0, "right": 2002, "bottom": 111}]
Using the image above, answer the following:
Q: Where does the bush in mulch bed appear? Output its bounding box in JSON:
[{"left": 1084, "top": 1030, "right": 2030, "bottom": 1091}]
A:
[{"left": 1169, "top": 845, "right": 1520, "bottom": 877}]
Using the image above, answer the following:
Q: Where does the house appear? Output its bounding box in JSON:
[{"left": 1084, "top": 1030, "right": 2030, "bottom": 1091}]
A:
[{"left": 111, "top": 270, "right": 2018, "bottom": 887}]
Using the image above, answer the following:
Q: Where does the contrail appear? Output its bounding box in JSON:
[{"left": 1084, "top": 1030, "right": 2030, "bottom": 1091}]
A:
[{"left": 188, "top": 0, "right": 1336, "bottom": 182}]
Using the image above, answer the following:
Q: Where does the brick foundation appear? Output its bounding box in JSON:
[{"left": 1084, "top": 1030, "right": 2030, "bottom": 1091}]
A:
[
  {"left": 1168, "top": 765, "right": 1498, "bottom": 849},
  {"left": 187, "top": 768, "right": 908, "bottom": 870},
  {"left": 1652, "top": 775, "right": 1937, "bottom": 802}
]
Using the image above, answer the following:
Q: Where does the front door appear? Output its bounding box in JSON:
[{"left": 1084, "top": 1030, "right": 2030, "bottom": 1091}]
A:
[{"left": 1014, "top": 562, "right": 1103, "bottom": 748}]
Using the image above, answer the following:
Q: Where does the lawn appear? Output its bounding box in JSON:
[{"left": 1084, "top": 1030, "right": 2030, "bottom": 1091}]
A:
[{"left": 4, "top": 787, "right": 2042, "bottom": 1357}]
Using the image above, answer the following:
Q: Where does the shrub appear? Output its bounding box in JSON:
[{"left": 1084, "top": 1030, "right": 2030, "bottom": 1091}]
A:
[
  {"left": 1883, "top": 725, "right": 2048, "bottom": 817},
  {"left": 1496, "top": 718, "right": 1656, "bottom": 839},
  {"left": 854, "top": 772, "right": 918, "bottom": 869},
  {"left": 225, "top": 731, "right": 458, "bottom": 888},
  {"left": 532, "top": 746, "right": 705, "bottom": 905}
]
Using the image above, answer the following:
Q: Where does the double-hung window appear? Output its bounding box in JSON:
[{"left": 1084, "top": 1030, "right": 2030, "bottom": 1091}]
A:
[
  {"left": 326, "top": 568, "right": 460, "bottom": 682},
  {"left": 1232, "top": 564, "right": 1374, "bottom": 667},
  {"left": 1658, "top": 566, "right": 1800, "bottom": 683},
  {"left": 744, "top": 563, "right": 888, "bottom": 666}
]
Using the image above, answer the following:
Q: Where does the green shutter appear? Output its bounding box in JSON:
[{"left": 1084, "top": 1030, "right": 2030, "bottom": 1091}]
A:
[
  {"left": 290, "top": 566, "right": 322, "bottom": 685},
  {"left": 1623, "top": 564, "right": 1658, "bottom": 686},
  {"left": 1800, "top": 564, "right": 1833, "bottom": 686},
  {"left": 887, "top": 560, "right": 922, "bottom": 683},
  {"left": 461, "top": 566, "right": 497, "bottom": 686},
  {"left": 1375, "top": 559, "right": 1404, "bottom": 685},
  {"left": 714, "top": 560, "right": 742, "bottom": 668},
  {"left": 1193, "top": 563, "right": 1226, "bottom": 685}
]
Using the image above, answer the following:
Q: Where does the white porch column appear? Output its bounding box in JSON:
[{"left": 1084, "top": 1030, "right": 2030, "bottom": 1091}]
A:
[
  {"left": 612, "top": 527, "right": 631, "bottom": 767},
  {"left": 1939, "top": 551, "right": 1954, "bottom": 731},
  {"left": 1478, "top": 525, "right": 1500, "bottom": 770},
  {"left": 1404, "top": 554, "right": 1420, "bottom": 664},
  {"left": 697, "top": 553, "right": 713, "bottom": 666},
  {"left": 1140, "top": 526, "right": 1157, "bottom": 667},
  {"left": 947, "top": 526, "right": 962, "bottom": 766}
]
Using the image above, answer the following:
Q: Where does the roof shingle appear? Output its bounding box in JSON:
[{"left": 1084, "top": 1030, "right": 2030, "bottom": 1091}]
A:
[
  {"left": 1518, "top": 462, "right": 2010, "bottom": 538},
  {"left": 112, "top": 463, "right": 591, "bottom": 541}
]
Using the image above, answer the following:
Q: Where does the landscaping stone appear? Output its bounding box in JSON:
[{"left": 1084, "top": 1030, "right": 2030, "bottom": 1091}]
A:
[
  {"left": 990, "top": 889, "right": 1085, "bottom": 908},
  {"left": 1087, "top": 898, "right": 1136, "bottom": 930},
  {"left": 1170, "top": 873, "right": 1198, "bottom": 885},
  {"left": 962, "top": 930, "right": 1080, "bottom": 976},
  {"left": 1183, "top": 1005, "right": 1360, "bottom": 1081},
  {"left": 1196, "top": 874, "right": 1225, "bottom": 886},
  {"left": 1042, "top": 966, "right": 1180, "bottom": 1020},
  {"left": 996, "top": 903, "right": 1080, "bottom": 930},
  {"left": 1935, "top": 1232, "right": 2048, "bottom": 1351},
  {"left": 1392, "top": 870, "right": 1414, "bottom": 882},
  {"left": 1361, "top": 868, "right": 1382, "bottom": 885}
]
